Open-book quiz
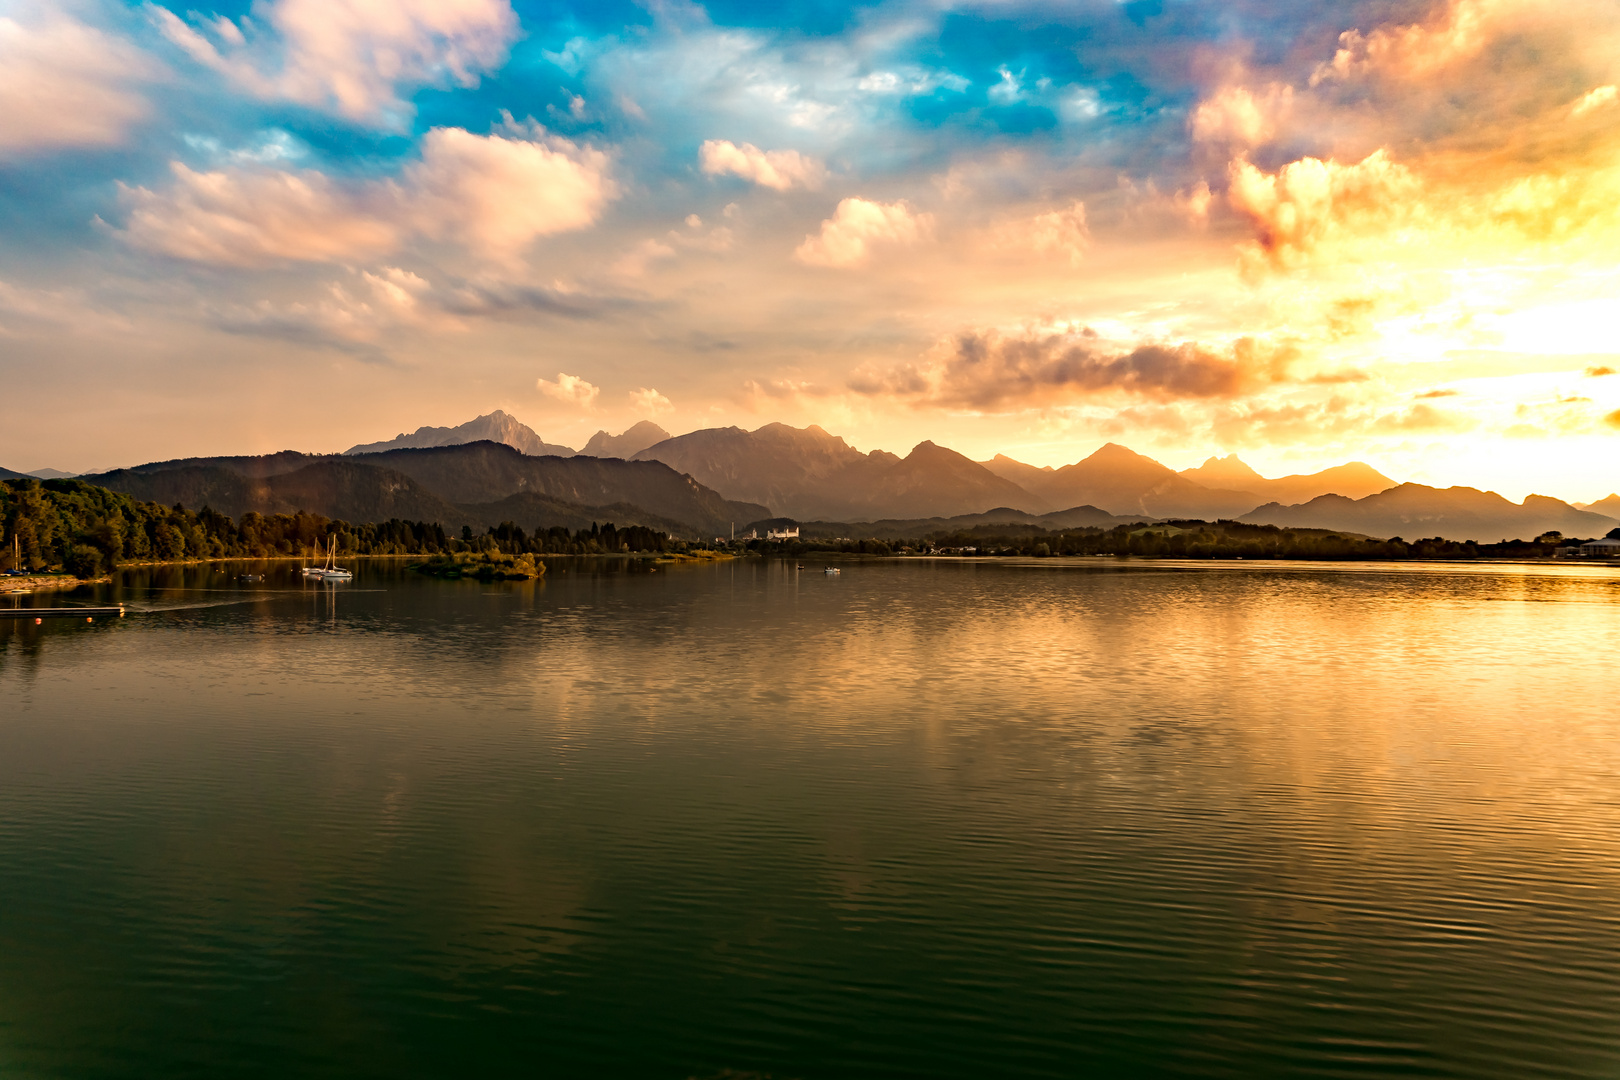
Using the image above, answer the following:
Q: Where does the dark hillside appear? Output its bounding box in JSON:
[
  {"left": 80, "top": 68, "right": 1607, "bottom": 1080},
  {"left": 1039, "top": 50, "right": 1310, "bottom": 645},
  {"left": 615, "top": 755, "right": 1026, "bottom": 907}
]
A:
[{"left": 357, "top": 442, "right": 765, "bottom": 535}]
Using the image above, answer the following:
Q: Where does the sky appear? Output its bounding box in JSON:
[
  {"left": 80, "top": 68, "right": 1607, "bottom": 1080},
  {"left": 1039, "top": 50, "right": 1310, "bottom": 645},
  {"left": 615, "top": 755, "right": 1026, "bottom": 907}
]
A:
[{"left": 1, "top": 0, "right": 1617, "bottom": 500}]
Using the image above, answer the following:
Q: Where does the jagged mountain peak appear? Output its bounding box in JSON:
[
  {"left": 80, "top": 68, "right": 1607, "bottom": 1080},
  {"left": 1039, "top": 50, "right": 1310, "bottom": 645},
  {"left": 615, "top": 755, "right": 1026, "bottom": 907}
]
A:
[
  {"left": 581, "top": 421, "right": 673, "bottom": 459},
  {"left": 344, "top": 411, "right": 574, "bottom": 457},
  {"left": 1181, "top": 454, "right": 1265, "bottom": 486}
]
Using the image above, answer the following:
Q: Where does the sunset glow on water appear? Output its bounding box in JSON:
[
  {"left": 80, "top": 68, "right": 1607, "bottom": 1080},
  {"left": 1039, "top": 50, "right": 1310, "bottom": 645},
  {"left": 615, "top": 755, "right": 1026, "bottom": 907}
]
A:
[{"left": 2, "top": 560, "right": 1619, "bottom": 1077}]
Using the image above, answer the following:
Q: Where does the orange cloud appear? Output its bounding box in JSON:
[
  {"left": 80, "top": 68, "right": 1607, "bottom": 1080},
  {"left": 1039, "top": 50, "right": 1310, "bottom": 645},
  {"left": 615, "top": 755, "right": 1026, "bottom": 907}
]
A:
[
  {"left": 536, "top": 372, "right": 599, "bottom": 408},
  {"left": 850, "top": 330, "right": 1305, "bottom": 411},
  {"left": 1227, "top": 150, "right": 1419, "bottom": 271},
  {"left": 988, "top": 201, "right": 1088, "bottom": 266},
  {"left": 1311, "top": 0, "right": 1506, "bottom": 85},
  {"left": 1189, "top": 83, "right": 1293, "bottom": 149}
]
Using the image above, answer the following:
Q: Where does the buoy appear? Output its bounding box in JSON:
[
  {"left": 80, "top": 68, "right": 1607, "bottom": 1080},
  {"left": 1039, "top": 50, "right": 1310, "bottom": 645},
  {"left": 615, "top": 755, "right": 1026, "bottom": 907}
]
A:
[
  {"left": 34, "top": 617, "right": 41, "bottom": 625},
  {"left": 87, "top": 617, "right": 93, "bottom": 623}
]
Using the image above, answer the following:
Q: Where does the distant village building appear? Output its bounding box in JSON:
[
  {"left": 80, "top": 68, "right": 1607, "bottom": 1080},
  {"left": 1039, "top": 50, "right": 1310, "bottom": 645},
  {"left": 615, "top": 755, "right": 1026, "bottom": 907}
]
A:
[
  {"left": 1579, "top": 537, "right": 1620, "bottom": 557},
  {"left": 766, "top": 526, "right": 799, "bottom": 540}
]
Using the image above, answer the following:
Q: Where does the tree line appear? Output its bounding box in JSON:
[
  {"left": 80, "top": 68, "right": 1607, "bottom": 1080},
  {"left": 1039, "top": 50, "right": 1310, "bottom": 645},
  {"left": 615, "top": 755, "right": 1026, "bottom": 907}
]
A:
[
  {"left": 1, "top": 478, "right": 671, "bottom": 575},
  {"left": 737, "top": 520, "right": 1574, "bottom": 560}
]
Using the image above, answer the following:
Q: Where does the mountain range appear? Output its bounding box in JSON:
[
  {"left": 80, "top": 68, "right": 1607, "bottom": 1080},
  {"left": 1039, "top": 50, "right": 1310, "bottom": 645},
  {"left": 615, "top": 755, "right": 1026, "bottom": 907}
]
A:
[
  {"left": 6, "top": 413, "right": 1617, "bottom": 544},
  {"left": 79, "top": 443, "right": 766, "bottom": 539},
  {"left": 1242, "top": 485, "right": 1619, "bottom": 543},
  {"left": 632, "top": 424, "right": 1044, "bottom": 519}
]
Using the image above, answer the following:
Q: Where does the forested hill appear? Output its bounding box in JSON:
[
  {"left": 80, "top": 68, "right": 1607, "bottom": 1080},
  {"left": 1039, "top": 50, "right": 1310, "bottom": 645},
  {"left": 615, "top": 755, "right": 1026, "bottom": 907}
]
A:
[
  {"left": 0, "top": 478, "right": 680, "bottom": 576},
  {"left": 80, "top": 442, "right": 766, "bottom": 538}
]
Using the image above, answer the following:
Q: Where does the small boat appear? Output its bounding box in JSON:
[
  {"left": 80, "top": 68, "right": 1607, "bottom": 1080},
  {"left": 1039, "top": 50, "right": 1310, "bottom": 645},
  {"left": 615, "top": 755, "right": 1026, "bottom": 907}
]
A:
[
  {"left": 824, "top": 566, "right": 841, "bottom": 575},
  {"left": 318, "top": 537, "right": 353, "bottom": 581}
]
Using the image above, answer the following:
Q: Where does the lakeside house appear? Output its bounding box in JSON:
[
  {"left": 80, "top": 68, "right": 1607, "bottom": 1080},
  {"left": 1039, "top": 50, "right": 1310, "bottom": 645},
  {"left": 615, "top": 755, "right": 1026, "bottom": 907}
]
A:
[
  {"left": 766, "top": 526, "right": 800, "bottom": 540},
  {"left": 1579, "top": 537, "right": 1620, "bottom": 557}
]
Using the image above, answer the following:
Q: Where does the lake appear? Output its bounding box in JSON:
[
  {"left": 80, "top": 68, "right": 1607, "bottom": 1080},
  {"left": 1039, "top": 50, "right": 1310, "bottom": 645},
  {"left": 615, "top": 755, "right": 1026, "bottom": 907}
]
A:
[{"left": 2, "top": 557, "right": 1618, "bottom": 1078}]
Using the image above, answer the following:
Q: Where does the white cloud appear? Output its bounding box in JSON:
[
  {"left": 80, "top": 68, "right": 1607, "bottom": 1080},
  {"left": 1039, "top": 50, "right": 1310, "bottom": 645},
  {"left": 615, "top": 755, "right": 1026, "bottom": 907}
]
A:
[
  {"left": 405, "top": 123, "right": 616, "bottom": 262},
  {"left": 118, "top": 162, "right": 402, "bottom": 265},
  {"left": 699, "top": 140, "right": 824, "bottom": 191},
  {"left": 147, "top": 0, "right": 519, "bottom": 128},
  {"left": 537, "top": 372, "right": 600, "bottom": 408},
  {"left": 629, "top": 387, "right": 674, "bottom": 414},
  {"left": 0, "top": 14, "right": 159, "bottom": 154},
  {"left": 988, "top": 66, "right": 1022, "bottom": 105},
  {"left": 116, "top": 124, "right": 615, "bottom": 266},
  {"left": 795, "top": 197, "right": 931, "bottom": 268},
  {"left": 1571, "top": 85, "right": 1617, "bottom": 118}
]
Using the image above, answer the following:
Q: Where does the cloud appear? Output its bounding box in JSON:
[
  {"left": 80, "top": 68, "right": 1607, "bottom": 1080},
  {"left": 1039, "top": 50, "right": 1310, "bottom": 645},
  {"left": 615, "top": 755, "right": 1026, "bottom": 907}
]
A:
[
  {"left": 148, "top": 0, "right": 518, "bottom": 128},
  {"left": 610, "top": 238, "right": 676, "bottom": 277},
  {"left": 1189, "top": 83, "right": 1292, "bottom": 149},
  {"left": 850, "top": 330, "right": 1303, "bottom": 411},
  {"left": 795, "top": 197, "right": 931, "bottom": 268},
  {"left": 1227, "top": 150, "right": 1419, "bottom": 271},
  {"left": 0, "top": 14, "right": 159, "bottom": 154},
  {"left": 536, "top": 372, "right": 599, "bottom": 408},
  {"left": 1571, "top": 85, "right": 1617, "bottom": 118},
  {"left": 220, "top": 266, "right": 461, "bottom": 346},
  {"left": 990, "top": 201, "right": 1088, "bottom": 266},
  {"left": 1202, "top": 399, "right": 1478, "bottom": 447},
  {"left": 1311, "top": 0, "right": 1504, "bottom": 85},
  {"left": 118, "top": 162, "right": 401, "bottom": 265},
  {"left": 405, "top": 124, "right": 616, "bottom": 262},
  {"left": 629, "top": 387, "right": 673, "bottom": 414},
  {"left": 699, "top": 140, "right": 824, "bottom": 191},
  {"left": 116, "top": 124, "right": 614, "bottom": 266}
]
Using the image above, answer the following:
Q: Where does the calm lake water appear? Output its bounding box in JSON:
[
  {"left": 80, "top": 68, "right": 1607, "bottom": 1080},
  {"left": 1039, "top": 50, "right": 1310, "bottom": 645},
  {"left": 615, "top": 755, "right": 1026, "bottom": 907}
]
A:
[{"left": 2, "top": 557, "right": 1619, "bottom": 1079}]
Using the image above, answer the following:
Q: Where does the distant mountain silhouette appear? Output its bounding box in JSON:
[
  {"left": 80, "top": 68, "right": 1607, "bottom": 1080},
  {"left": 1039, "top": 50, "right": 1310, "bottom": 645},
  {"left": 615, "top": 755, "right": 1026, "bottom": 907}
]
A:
[
  {"left": 1581, "top": 493, "right": 1620, "bottom": 517},
  {"left": 746, "top": 503, "right": 1151, "bottom": 541},
  {"left": 84, "top": 442, "right": 766, "bottom": 537},
  {"left": 984, "top": 444, "right": 1257, "bottom": 519},
  {"left": 580, "top": 421, "right": 672, "bottom": 459},
  {"left": 1179, "top": 454, "right": 1395, "bottom": 504},
  {"left": 1241, "top": 484, "right": 1620, "bottom": 542},
  {"left": 25, "top": 468, "right": 77, "bottom": 479},
  {"left": 0, "top": 465, "right": 27, "bottom": 480},
  {"left": 344, "top": 410, "right": 574, "bottom": 457},
  {"left": 635, "top": 423, "right": 1046, "bottom": 518}
]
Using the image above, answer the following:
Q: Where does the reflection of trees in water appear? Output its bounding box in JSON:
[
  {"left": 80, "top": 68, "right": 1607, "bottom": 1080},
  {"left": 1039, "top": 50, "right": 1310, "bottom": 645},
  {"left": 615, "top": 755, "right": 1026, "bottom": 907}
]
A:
[{"left": 0, "top": 619, "right": 50, "bottom": 684}]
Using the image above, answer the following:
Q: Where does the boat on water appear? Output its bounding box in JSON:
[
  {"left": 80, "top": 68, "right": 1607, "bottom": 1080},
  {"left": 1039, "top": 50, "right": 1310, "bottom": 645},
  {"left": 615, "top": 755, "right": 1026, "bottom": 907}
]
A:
[
  {"left": 317, "top": 537, "right": 353, "bottom": 581},
  {"left": 824, "top": 566, "right": 841, "bottom": 575}
]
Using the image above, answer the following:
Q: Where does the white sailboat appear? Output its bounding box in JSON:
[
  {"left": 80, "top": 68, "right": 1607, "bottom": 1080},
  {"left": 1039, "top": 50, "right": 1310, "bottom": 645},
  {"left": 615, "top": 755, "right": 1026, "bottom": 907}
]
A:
[
  {"left": 300, "top": 542, "right": 325, "bottom": 578},
  {"left": 320, "top": 536, "right": 353, "bottom": 581}
]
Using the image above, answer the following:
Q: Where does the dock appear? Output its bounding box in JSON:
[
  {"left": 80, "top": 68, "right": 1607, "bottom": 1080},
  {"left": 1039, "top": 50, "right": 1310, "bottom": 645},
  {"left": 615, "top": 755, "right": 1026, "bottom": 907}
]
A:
[{"left": 0, "top": 606, "right": 125, "bottom": 620}]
